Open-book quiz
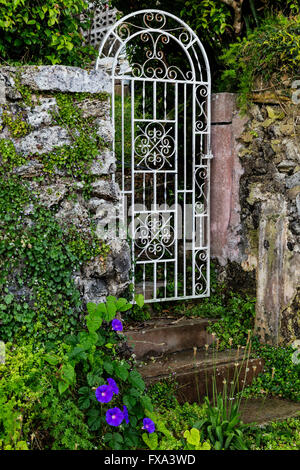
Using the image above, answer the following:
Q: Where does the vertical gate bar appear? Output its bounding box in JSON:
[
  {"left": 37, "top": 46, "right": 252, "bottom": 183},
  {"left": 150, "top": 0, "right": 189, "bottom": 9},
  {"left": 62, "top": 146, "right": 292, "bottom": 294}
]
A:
[
  {"left": 143, "top": 80, "right": 145, "bottom": 119},
  {"left": 143, "top": 172, "right": 146, "bottom": 296},
  {"left": 153, "top": 81, "right": 157, "bottom": 120},
  {"left": 192, "top": 83, "right": 196, "bottom": 296},
  {"left": 131, "top": 79, "right": 135, "bottom": 298},
  {"left": 121, "top": 79, "right": 125, "bottom": 240},
  {"left": 112, "top": 76, "right": 115, "bottom": 185},
  {"left": 183, "top": 82, "right": 187, "bottom": 296},
  {"left": 164, "top": 261, "right": 167, "bottom": 298},
  {"left": 153, "top": 173, "right": 157, "bottom": 210},
  {"left": 174, "top": 82, "right": 178, "bottom": 298},
  {"left": 153, "top": 262, "right": 156, "bottom": 300},
  {"left": 143, "top": 263, "right": 146, "bottom": 298},
  {"left": 164, "top": 82, "right": 167, "bottom": 120},
  {"left": 121, "top": 79, "right": 124, "bottom": 192}
]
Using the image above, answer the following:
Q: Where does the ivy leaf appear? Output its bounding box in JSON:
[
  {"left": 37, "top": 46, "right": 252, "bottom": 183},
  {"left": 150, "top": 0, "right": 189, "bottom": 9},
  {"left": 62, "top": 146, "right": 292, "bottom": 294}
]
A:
[
  {"left": 86, "top": 310, "right": 103, "bottom": 333},
  {"left": 116, "top": 298, "right": 132, "bottom": 312},
  {"left": 142, "top": 432, "right": 158, "bottom": 451},
  {"left": 86, "top": 302, "right": 97, "bottom": 315},
  {"left": 129, "top": 370, "right": 145, "bottom": 391},
  {"left": 114, "top": 363, "right": 129, "bottom": 381},
  {"left": 134, "top": 294, "right": 144, "bottom": 308},
  {"left": 58, "top": 380, "right": 69, "bottom": 395},
  {"left": 78, "top": 331, "right": 98, "bottom": 350},
  {"left": 61, "top": 363, "right": 75, "bottom": 385},
  {"left": 103, "top": 360, "right": 114, "bottom": 374},
  {"left": 184, "top": 428, "right": 200, "bottom": 446},
  {"left": 87, "top": 408, "right": 101, "bottom": 431},
  {"left": 4, "top": 294, "right": 14, "bottom": 305},
  {"left": 105, "top": 301, "right": 117, "bottom": 322},
  {"left": 78, "top": 396, "right": 90, "bottom": 410},
  {"left": 140, "top": 395, "right": 153, "bottom": 412},
  {"left": 44, "top": 354, "right": 60, "bottom": 366},
  {"left": 123, "top": 394, "right": 136, "bottom": 409}
]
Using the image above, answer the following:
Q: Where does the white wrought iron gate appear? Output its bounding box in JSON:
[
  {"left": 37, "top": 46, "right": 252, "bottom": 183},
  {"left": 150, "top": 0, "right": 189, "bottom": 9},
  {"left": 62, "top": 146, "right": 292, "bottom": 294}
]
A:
[{"left": 96, "top": 10, "right": 212, "bottom": 303}]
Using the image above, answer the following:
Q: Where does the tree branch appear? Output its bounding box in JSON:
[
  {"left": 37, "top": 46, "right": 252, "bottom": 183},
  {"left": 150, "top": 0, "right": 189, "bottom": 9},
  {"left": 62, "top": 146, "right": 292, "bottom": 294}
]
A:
[{"left": 221, "top": 0, "right": 244, "bottom": 35}]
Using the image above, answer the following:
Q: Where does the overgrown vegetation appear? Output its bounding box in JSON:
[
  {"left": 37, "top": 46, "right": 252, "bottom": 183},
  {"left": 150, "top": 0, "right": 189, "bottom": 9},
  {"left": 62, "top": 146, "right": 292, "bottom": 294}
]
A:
[
  {"left": 0, "top": 0, "right": 96, "bottom": 66},
  {"left": 0, "top": 90, "right": 112, "bottom": 343},
  {"left": 243, "top": 340, "right": 300, "bottom": 402},
  {"left": 245, "top": 417, "right": 300, "bottom": 450},
  {"left": 0, "top": 297, "right": 156, "bottom": 450},
  {"left": 219, "top": 14, "right": 300, "bottom": 110}
]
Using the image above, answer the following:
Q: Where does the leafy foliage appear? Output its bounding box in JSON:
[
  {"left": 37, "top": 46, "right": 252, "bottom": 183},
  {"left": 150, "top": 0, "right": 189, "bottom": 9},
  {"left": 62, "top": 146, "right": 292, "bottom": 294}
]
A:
[
  {"left": 243, "top": 340, "right": 300, "bottom": 402},
  {"left": 0, "top": 296, "right": 154, "bottom": 450},
  {"left": 219, "top": 14, "right": 300, "bottom": 109},
  {"left": 0, "top": 90, "right": 112, "bottom": 342},
  {"left": 0, "top": 0, "right": 96, "bottom": 66},
  {"left": 245, "top": 417, "right": 300, "bottom": 450},
  {"left": 141, "top": 409, "right": 211, "bottom": 450},
  {"left": 206, "top": 292, "right": 256, "bottom": 349},
  {"left": 0, "top": 341, "right": 94, "bottom": 450},
  {"left": 0, "top": 176, "right": 109, "bottom": 342},
  {"left": 193, "top": 395, "right": 248, "bottom": 450}
]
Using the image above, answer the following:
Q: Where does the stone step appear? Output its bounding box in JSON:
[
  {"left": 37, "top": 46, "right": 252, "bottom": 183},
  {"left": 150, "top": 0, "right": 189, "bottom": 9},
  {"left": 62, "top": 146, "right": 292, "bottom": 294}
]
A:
[
  {"left": 137, "top": 348, "right": 264, "bottom": 403},
  {"left": 124, "top": 317, "right": 217, "bottom": 360},
  {"left": 239, "top": 397, "right": 300, "bottom": 425}
]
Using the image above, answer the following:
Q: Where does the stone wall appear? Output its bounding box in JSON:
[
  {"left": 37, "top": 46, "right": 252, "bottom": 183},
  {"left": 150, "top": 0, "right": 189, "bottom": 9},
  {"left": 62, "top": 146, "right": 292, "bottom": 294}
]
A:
[
  {"left": 0, "top": 65, "right": 131, "bottom": 306},
  {"left": 211, "top": 92, "right": 300, "bottom": 346}
]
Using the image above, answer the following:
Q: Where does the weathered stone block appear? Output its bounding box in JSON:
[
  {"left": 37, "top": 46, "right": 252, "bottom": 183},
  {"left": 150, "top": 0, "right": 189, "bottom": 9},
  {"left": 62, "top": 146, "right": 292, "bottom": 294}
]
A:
[
  {"left": 90, "top": 180, "right": 120, "bottom": 201},
  {"left": 89, "top": 149, "right": 115, "bottom": 175},
  {"left": 286, "top": 171, "right": 300, "bottom": 189},
  {"left": 33, "top": 183, "right": 68, "bottom": 208},
  {"left": 13, "top": 126, "right": 70, "bottom": 155},
  {"left": 19, "top": 65, "right": 112, "bottom": 94},
  {"left": 26, "top": 97, "right": 57, "bottom": 128}
]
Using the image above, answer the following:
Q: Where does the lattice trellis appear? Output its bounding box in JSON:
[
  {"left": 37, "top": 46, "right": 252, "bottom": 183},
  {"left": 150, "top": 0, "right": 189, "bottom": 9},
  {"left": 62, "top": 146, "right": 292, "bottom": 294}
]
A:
[{"left": 80, "top": 2, "right": 118, "bottom": 48}]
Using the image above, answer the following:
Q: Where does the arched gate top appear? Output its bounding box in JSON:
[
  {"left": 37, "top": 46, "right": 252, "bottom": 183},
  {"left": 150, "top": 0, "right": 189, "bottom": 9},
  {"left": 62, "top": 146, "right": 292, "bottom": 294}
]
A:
[{"left": 95, "top": 9, "right": 211, "bottom": 84}]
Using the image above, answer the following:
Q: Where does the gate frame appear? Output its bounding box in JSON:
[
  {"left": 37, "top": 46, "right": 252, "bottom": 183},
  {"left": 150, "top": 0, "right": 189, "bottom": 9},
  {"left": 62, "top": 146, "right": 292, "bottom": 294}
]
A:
[{"left": 95, "top": 9, "right": 213, "bottom": 303}]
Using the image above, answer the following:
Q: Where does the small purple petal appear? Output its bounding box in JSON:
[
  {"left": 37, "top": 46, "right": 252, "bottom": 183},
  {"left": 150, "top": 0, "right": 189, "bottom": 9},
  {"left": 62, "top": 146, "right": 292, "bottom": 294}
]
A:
[
  {"left": 106, "top": 407, "right": 124, "bottom": 427},
  {"left": 95, "top": 385, "right": 113, "bottom": 403},
  {"left": 112, "top": 318, "right": 123, "bottom": 332},
  {"left": 142, "top": 418, "right": 155, "bottom": 433},
  {"left": 107, "top": 378, "right": 119, "bottom": 395},
  {"left": 123, "top": 405, "right": 129, "bottom": 424}
]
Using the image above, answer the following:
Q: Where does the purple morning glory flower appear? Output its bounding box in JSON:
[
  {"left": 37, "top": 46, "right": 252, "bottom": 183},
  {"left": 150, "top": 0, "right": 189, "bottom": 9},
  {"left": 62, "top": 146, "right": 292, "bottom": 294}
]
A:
[
  {"left": 142, "top": 418, "right": 155, "bottom": 433},
  {"left": 112, "top": 318, "right": 123, "bottom": 332},
  {"left": 106, "top": 407, "right": 124, "bottom": 427},
  {"left": 107, "top": 378, "right": 119, "bottom": 395},
  {"left": 95, "top": 385, "right": 113, "bottom": 403},
  {"left": 123, "top": 405, "right": 129, "bottom": 424}
]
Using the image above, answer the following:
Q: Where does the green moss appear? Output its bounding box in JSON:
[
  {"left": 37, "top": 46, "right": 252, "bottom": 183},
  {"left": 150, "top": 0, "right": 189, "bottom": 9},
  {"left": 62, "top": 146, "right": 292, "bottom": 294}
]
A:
[
  {"left": 0, "top": 138, "right": 26, "bottom": 172},
  {"left": 2, "top": 108, "right": 32, "bottom": 138},
  {"left": 14, "top": 74, "right": 33, "bottom": 108},
  {"left": 248, "top": 229, "right": 259, "bottom": 255}
]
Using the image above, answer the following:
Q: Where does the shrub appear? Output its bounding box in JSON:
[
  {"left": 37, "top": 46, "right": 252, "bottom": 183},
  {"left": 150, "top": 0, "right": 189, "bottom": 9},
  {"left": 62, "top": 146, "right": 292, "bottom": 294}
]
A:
[
  {"left": 219, "top": 14, "right": 300, "bottom": 109},
  {"left": 0, "top": 296, "right": 155, "bottom": 450},
  {"left": 245, "top": 417, "right": 300, "bottom": 450},
  {"left": 242, "top": 340, "right": 300, "bottom": 402},
  {"left": 0, "top": 0, "right": 95, "bottom": 66}
]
